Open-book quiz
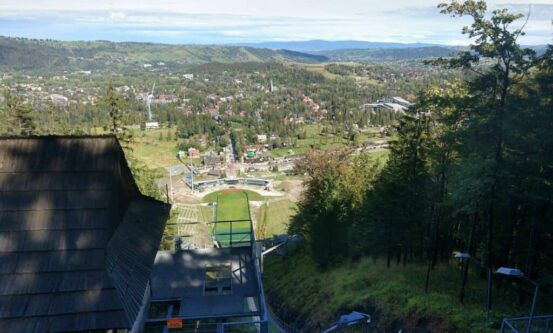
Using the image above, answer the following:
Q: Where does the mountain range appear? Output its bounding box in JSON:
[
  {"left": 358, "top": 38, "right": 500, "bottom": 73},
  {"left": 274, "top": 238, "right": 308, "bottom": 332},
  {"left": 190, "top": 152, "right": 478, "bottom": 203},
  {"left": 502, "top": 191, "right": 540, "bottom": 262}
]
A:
[
  {"left": 0, "top": 36, "right": 328, "bottom": 72},
  {"left": 232, "top": 40, "right": 439, "bottom": 52},
  {"left": 3, "top": 36, "right": 544, "bottom": 73}
]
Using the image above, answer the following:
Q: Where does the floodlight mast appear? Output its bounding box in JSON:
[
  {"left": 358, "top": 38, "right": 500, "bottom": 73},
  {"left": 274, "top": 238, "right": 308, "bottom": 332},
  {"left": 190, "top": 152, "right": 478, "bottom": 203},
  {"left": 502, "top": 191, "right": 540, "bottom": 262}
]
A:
[
  {"left": 453, "top": 252, "right": 492, "bottom": 323},
  {"left": 146, "top": 82, "right": 155, "bottom": 121},
  {"left": 321, "top": 311, "right": 371, "bottom": 333}
]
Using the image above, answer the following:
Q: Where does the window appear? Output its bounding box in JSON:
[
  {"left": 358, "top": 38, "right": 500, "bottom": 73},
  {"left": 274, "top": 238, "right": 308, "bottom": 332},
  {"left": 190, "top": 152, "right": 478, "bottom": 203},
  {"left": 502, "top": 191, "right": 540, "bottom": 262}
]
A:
[{"left": 204, "top": 264, "right": 232, "bottom": 295}]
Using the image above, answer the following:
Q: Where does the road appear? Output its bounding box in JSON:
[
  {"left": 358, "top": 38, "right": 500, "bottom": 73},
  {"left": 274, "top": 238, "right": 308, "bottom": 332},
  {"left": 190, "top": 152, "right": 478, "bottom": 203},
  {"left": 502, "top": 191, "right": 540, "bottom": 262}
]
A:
[{"left": 226, "top": 139, "right": 237, "bottom": 178}]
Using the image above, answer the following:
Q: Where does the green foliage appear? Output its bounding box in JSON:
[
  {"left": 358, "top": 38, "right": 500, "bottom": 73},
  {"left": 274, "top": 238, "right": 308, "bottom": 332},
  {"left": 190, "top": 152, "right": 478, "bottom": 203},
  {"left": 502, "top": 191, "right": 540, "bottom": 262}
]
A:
[
  {"left": 2, "top": 89, "right": 36, "bottom": 135},
  {"left": 289, "top": 1, "right": 553, "bottom": 324},
  {"left": 354, "top": 110, "right": 432, "bottom": 264},
  {"left": 321, "top": 46, "right": 463, "bottom": 63},
  {"left": 290, "top": 150, "right": 382, "bottom": 267},
  {"left": 176, "top": 113, "right": 223, "bottom": 141},
  {"left": 264, "top": 253, "right": 534, "bottom": 332},
  {"left": 124, "top": 150, "right": 164, "bottom": 201},
  {"left": 0, "top": 36, "right": 326, "bottom": 73},
  {"left": 104, "top": 81, "right": 126, "bottom": 133},
  {"left": 258, "top": 199, "right": 296, "bottom": 238}
]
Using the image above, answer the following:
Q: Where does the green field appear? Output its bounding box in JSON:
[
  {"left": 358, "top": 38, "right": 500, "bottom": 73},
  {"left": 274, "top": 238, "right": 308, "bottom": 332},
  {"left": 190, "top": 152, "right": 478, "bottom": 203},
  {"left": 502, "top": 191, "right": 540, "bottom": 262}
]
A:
[
  {"left": 367, "top": 149, "right": 390, "bottom": 161},
  {"left": 258, "top": 199, "right": 296, "bottom": 238},
  {"left": 215, "top": 191, "right": 252, "bottom": 221},
  {"left": 269, "top": 124, "right": 389, "bottom": 157},
  {"left": 204, "top": 190, "right": 258, "bottom": 247},
  {"left": 203, "top": 189, "right": 264, "bottom": 204},
  {"left": 128, "top": 129, "right": 181, "bottom": 169}
]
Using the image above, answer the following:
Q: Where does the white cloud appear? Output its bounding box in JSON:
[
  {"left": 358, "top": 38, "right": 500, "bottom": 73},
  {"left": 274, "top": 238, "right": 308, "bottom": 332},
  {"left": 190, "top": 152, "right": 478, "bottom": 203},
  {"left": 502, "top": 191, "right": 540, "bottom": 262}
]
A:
[{"left": 0, "top": 0, "right": 550, "bottom": 44}]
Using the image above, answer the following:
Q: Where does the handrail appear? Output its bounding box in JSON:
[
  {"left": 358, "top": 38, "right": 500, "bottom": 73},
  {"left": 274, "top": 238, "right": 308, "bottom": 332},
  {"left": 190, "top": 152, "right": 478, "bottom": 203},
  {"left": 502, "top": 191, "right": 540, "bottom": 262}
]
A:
[
  {"left": 210, "top": 219, "right": 253, "bottom": 248},
  {"left": 500, "top": 320, "right": 519, "bottom": 333},
  {"left": 207, "top": 218, "right": 253, "bottom": 224},
  {"left": 252, "top": 232, "right": 268, "bottom": 329},
  {"left": 500, "top": 314, "right": 553, "bottom": 333},
  {"left": 266, "top": 303, "right": 303, "bottom": 333},
  {"left": 144, "top": 310, "right": 262, "bottom": 323},
  {"left": 210, "top": 191, "right": 254, "bottom": 249},
  {"left": 502, "top": 315, "right": 553, "bottom": 322}
]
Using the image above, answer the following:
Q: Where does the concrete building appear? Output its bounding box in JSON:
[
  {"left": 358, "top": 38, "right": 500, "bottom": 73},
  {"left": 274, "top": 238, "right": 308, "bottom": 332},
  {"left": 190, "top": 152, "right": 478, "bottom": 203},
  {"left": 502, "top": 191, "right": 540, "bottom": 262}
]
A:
[
  {"left": 50, "top": 93, "right": 69, "bottom": 106},
  {"left": 381, "top": 102, "right": 407, "bottom": 112},
  {"left": 256, "top": 134, "right": 268, "bottom": 143},
  {"left": 392, "top": 96, "right": 413, "bottom": 108},
  {"left": 145, "top": 122, "right": 160, "bottom": 130}
]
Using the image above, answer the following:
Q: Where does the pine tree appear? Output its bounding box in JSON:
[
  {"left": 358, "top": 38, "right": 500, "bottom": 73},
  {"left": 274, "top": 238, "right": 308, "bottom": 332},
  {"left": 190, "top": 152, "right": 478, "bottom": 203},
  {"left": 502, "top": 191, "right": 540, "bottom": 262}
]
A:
[
  {"left": 434, "top": 0, "right": 536, "bottom": 272},
  {"left": 2, "top": 89, "right": 36, "bottom": 136},
  {"left": 104, "top": 81, "right": 125, "bottom": 134}
]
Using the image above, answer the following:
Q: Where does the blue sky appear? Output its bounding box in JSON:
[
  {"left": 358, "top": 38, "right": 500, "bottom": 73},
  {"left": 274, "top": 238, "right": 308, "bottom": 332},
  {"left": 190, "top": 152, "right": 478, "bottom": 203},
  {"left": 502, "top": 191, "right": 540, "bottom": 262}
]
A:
[{"left": 0, "top": 0, "right": 551, "bottom": 45}]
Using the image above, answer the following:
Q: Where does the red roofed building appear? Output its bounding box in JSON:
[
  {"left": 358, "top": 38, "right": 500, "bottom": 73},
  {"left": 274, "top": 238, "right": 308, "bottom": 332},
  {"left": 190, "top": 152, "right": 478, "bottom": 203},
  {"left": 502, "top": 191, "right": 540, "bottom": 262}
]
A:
[{"left": 187, "top": 147, "right": 200, "bottom": 158}]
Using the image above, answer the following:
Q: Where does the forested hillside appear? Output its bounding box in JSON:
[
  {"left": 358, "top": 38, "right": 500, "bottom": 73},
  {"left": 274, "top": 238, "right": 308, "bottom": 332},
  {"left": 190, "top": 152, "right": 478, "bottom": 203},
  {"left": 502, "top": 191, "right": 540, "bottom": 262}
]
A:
[
  {"left": 276, "top": 1, "right": 553, "bottom": 331},
  {"left": 233, "top": 40, "right": 437, "bottom": 52},
  {"left": 0, "top": 36, "right": 327, "bottom": 72},
  {"left": 317, "top": 45, "right": 547, "bottom": 63},
  {"left": 317, "top": 46, "right": 463, "bottom": 63}
]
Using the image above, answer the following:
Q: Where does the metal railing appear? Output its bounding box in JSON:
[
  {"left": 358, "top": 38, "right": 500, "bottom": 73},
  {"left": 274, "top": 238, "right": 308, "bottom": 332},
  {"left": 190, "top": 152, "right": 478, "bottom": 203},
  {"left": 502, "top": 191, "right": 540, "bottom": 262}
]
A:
[
  {"left": 208, "top": 219, "right": 254, "bottom": 248},
  {"left": 500, "top": 315, "right": 553, "bottom": 333},
  {"left": 266, "top": 304, "right": 303, "bottom": 333},
  {"left": 251, "top": 231, "right": 269, "bottom": 332},
  {"left": 146, "top": 190, "right": 269, "bottom": 333}
]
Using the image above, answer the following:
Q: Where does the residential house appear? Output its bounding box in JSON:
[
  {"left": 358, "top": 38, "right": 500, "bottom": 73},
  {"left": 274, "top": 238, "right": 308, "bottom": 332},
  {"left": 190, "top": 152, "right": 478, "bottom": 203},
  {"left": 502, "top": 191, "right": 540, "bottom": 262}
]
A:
[
  {"left": 202, "top": 152, "right": 221, "bottom": 167},
  {"left": 145, "top": 122, "right": 160, "bottom": 130},
  {"left": 187, "top": 147, "right": 201, "bottom": 158}
]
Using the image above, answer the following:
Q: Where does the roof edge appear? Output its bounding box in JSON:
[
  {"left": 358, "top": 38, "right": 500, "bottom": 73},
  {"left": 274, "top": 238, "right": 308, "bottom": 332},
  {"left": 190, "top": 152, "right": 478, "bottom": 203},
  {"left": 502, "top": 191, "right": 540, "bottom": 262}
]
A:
[{"left": 0, "top": 134, "right": 117, "bottom": 140}]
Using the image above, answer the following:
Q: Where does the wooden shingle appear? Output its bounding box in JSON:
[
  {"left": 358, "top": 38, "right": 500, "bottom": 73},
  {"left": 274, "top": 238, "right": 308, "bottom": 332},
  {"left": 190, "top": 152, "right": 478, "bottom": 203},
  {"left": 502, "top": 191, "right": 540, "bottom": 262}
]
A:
[{"left": 0, "top": 136, "right": 170, "bottom": 332}]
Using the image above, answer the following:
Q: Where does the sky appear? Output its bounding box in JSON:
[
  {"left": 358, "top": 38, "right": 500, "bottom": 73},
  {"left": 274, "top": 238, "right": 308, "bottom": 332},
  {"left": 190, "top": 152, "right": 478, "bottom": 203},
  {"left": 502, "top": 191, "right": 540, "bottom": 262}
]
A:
[{"left": 0, "top": 0, "right": 551, "bottom": 45}]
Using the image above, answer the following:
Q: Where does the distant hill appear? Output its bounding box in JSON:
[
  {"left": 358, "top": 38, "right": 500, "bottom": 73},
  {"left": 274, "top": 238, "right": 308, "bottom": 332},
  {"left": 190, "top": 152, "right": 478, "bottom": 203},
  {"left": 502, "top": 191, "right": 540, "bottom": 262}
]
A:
[
  {"left": 316, "top": 46, "right": 465, "bottom": 63},
  {"left": 1, "top": 36, "right": 544, "bottom": 72},
  {"left": 0, "top": 36, "right": 328, "bottom": 72},
  {"left": 233, "top": 40, "right": 438, "bottom": 52},
  {"left": 317, "top": 44, "right": 549, "bottom": 63}
]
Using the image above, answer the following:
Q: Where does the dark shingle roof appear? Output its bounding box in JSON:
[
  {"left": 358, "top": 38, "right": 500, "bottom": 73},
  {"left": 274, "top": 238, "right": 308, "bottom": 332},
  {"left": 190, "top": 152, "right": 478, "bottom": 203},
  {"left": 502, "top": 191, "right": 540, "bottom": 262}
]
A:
[
  {"left": 151, "top": 247, "right": 261, "bottom": 319},
  {"left": 0, "top": 136, "right": 170, "bottom": 333}
]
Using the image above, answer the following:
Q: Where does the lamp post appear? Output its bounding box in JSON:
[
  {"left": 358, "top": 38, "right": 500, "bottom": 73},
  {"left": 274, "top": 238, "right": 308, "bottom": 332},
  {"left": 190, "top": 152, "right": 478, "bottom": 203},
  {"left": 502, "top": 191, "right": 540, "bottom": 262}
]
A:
[
  {"left": 453, "top": 252, "right": 492, "bottom": 323},
  {"left": 167, "top": 165, "right": 181, "bottom": 203},
  {"left": 177, "top": 151, "right": 194, "bottom": 193},
  {"left": 321, "top": 311, "right": 371, "bottom": 333},
  {"left": 496, "top": 267, "right": 539, "bottom": 333},
  {"left": 168, "top": 168, "right": 174, "bottom": 203}
]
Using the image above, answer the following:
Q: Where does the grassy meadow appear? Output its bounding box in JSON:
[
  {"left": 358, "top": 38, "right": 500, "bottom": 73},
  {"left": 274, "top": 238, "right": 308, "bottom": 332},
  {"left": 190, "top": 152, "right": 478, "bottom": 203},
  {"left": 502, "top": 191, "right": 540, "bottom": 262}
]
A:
[
  {"left": 257, "top": 199, "right": 296, "bottom": 238},
  {"left": 128, "top": 128, "right": 182, "bottom": 169},
  {"left": 264, "top": 253, "right": 548, "bottom": 333}
]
